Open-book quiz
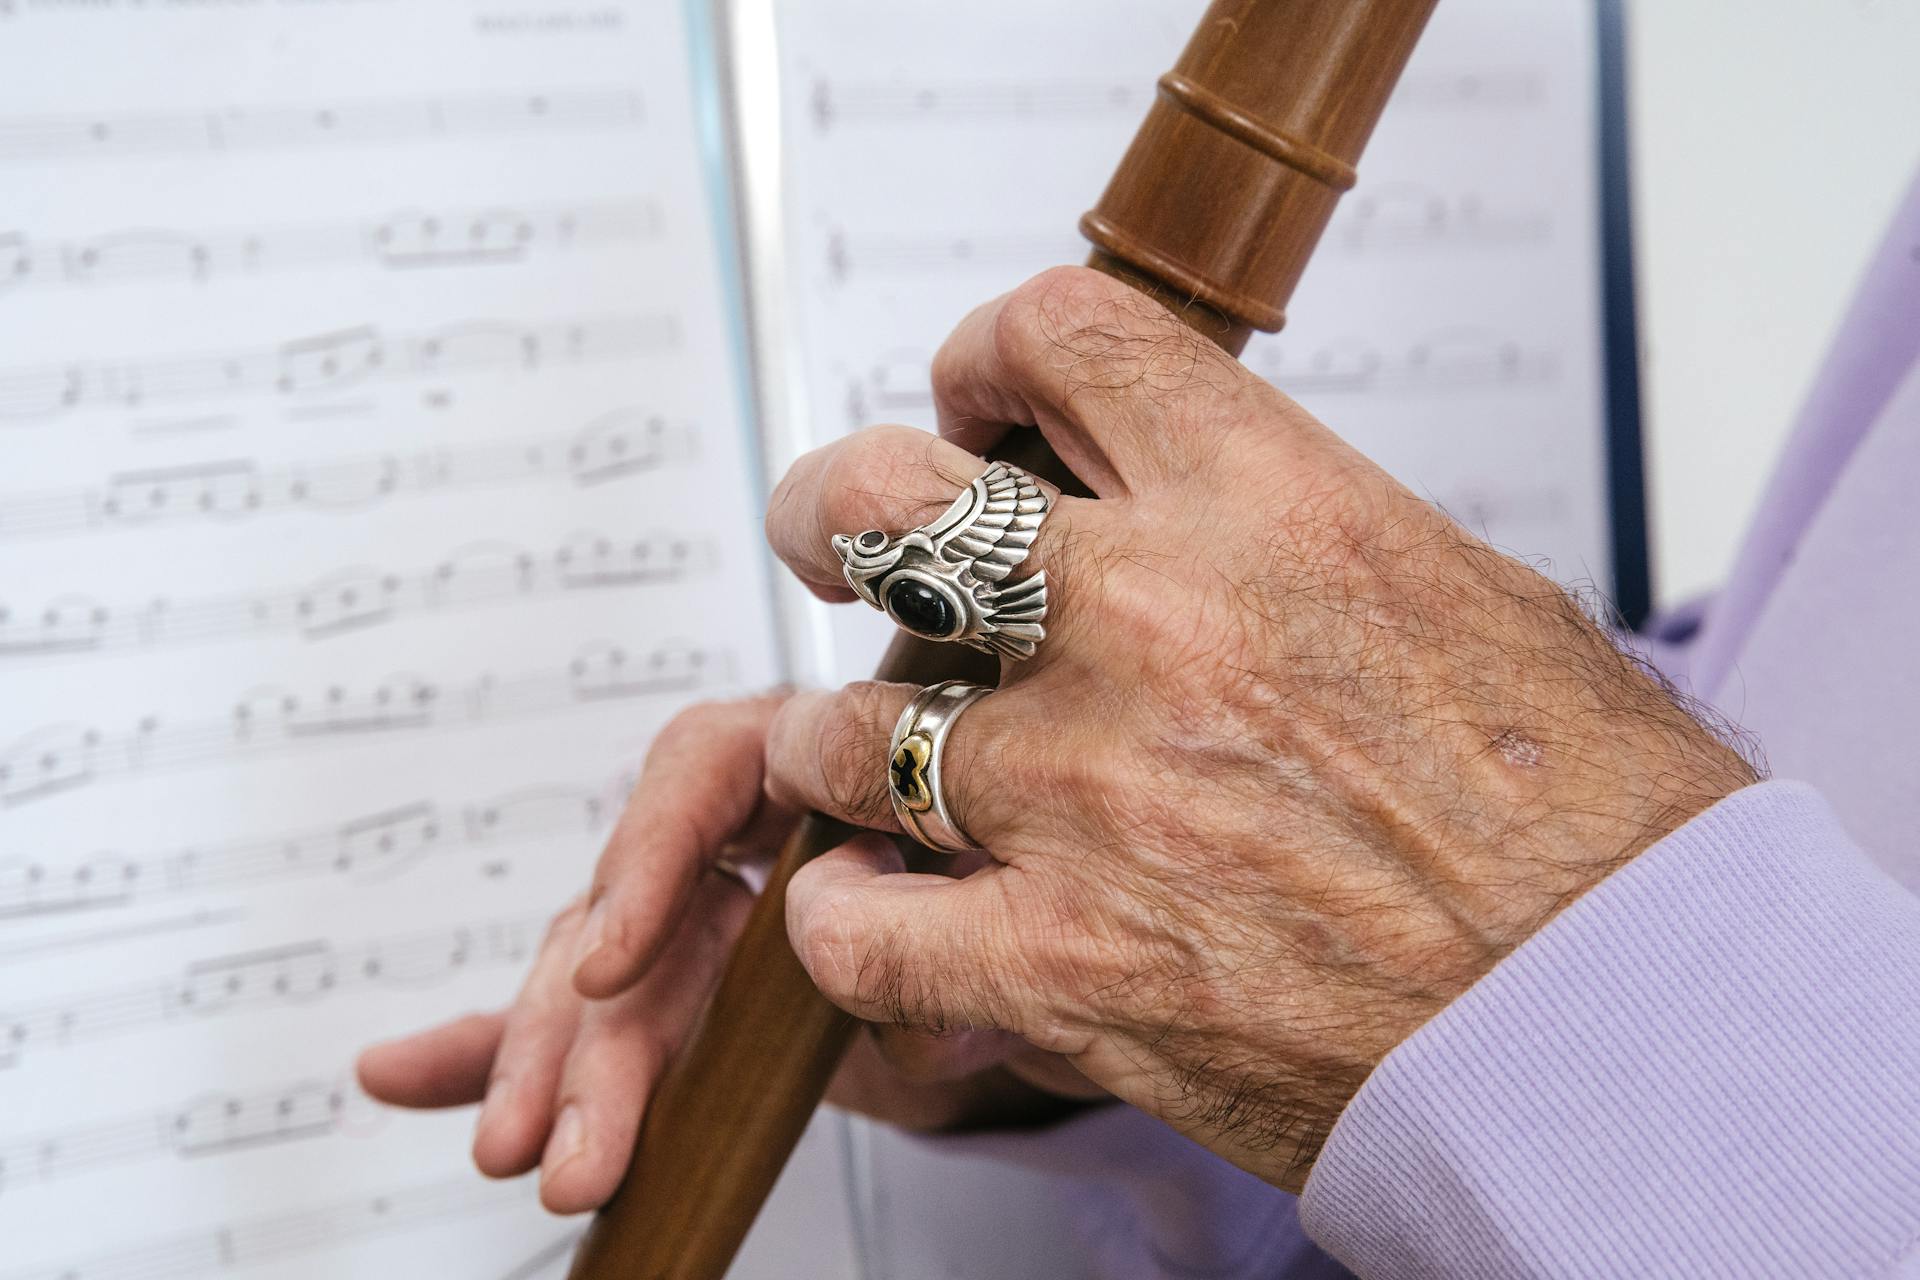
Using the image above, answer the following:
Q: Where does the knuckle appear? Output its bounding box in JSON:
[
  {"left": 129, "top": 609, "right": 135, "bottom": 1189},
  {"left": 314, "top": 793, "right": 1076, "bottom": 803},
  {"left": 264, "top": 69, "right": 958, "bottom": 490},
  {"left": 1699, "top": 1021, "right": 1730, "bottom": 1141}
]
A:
[
  {"left": 1063, "top": 530, "right": 1247, "bottom": 680},
  {"left": 852, "top": 935, "right": 941, "bottom": 1032},
  {"left": 842, "top": 678, "right": 903, "bottom": 736},
  {"left": 818, "top": 682, "right": 898, "bottom": 828},
  {"left": 993, "top": 266, "right": 1151, "bottom": 382},
  {"left": 1001, "top": 266, "right": 1256, "bottom": 439},
  {"left": 941, "top": 709, "right": 1016, "bottom": 839},
  {"left": 820, "top": 424, "right": 940, "bottom": 532},
  {"left": 766, "top": 452, "right": 813, "bottom": 528},
  {"left": 794, "top": 887, "right": 868, "bottom": 1003},
  {"left": 646, "top": 698, "right": 725, "bottom": 759},
  {"left": 1105, "top": 560, "right": 1196, "bottom": 651},
  {"left": 928, "top": 322, "right": 979, "bottom": 411},
  {"left": 940, "top": 693, "right": 1088, "bottom": 846},
  {"left": 990, "top": 270, "right": 1073, "bottom": 385}
]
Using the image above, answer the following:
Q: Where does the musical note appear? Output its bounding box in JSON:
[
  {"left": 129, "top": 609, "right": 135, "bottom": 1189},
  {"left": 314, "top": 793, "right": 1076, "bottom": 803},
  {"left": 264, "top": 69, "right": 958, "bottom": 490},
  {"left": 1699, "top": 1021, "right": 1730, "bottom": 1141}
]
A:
[
  {"left": 842, "top": 349, "right": 946, "bottom": 429},
  {"left": 0, "top": 234, "right": 28, "bottom": 289},
  {"left": 0, "top": 770, "right": 628, "bottom": 924},
  {"left": 1390, "top": 68, "right": 1545, "bottom": 109},
  {"left": 0, "top": 0, "right": 787, "bottom": 1271},
  {"left": 0, "top": 411, "right": 697, "bottom": 542},
  {"left": 0, "top": 643, "right": 726, "bottom": 810},
  {"left": 0, "top": 640, "right": 721, "bottom": 809},
  {"left": 0, "top": 1175, "right": 529, "bottom": 1280},
  {"left": 1333, "top": 185, "right": 1550, "bottom": 251},
  {"left": 1245, "top": 330, "right": 1559, "bottom": 397},
  {"left": 0, "top": 88, "right": 644, "bottom": 165},
  {"left": 843, "top": 332, "right": 1557, "bottom": 429},
  {"left": 0, "top": 724, "right": 99, "bottom": 807},
  {"left": 0, "top": 528, "right": 714, "bottom": 663},
  {"left": 822, "top": 188, "right": 1546, "bottom": 287},
  {"left": 0, "top": 201, "right": 661, "bottom": 297},
  {"left": 824, "top": 228, "right": 1075, "bottom": 284},
  {"left": 0, "top": 313, "right": 680, "bottom": 423},
  {"left": 807, "top": 68, "right": 1541, "bottom": 134},
  {"left": 810, "top": 77, "right": 1147, "bottom": 133},
  {"left": 0, "top": 1075, "right": 380, "bottom": 1194},
  {"left": 0, "top": 916, "right": 542, "bottom": 1072}
]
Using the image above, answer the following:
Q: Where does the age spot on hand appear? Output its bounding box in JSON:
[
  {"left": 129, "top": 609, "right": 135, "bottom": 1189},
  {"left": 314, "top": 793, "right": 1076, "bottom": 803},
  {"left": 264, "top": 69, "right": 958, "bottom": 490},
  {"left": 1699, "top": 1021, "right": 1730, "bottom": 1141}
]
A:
[{"left": 1491, "top": 729, "right": 1544, "bottom": 768}]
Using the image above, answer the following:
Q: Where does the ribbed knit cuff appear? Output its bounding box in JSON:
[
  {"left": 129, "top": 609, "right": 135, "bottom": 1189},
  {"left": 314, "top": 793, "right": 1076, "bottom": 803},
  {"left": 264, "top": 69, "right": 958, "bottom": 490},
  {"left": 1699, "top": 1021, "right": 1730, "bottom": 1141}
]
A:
[{"left": 1300, "top": 781, "right": 1920, "bottom": 1278}]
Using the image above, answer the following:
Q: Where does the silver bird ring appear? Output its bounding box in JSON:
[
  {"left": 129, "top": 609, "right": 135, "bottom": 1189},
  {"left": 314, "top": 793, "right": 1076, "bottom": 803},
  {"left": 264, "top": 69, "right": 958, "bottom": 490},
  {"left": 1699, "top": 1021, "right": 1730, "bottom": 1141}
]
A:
[
  {"left": 887, "top": 680, "right": 993, "bottom": 854},
  {"left": 832, "top": 460, "right": 1050, "bottom": 660}
]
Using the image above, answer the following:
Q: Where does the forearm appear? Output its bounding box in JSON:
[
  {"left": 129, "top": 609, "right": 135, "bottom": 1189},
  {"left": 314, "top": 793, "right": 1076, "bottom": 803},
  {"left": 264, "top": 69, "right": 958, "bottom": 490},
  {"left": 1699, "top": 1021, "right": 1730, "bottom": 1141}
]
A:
[{"left": 1300, "top": 781, "right": 1920, "bottom": 1278}]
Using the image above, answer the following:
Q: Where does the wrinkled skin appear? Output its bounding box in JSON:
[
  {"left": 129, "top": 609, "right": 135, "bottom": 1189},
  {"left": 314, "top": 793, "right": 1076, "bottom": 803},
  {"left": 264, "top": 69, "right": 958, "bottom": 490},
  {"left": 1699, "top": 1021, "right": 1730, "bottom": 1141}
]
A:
[{"left": 360, "top": 266, "right": 1756, "bottom": 1207}]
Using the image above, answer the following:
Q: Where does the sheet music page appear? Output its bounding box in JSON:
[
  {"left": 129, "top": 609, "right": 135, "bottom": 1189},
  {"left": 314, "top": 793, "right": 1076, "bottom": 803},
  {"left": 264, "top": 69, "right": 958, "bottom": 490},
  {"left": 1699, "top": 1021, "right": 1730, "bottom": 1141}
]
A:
[
  {"left": 0, "top": 2, "right": 793, "bottom": 1276},
  {"left": 770, "top": 0, "right": 1612, "bottom": 680}
]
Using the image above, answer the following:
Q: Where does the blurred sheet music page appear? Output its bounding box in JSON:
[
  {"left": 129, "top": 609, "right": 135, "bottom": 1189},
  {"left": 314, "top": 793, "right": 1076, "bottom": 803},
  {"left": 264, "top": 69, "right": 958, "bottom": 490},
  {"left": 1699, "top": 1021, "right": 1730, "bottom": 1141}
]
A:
[
  {"left": 0, "top": 3, "right": 783, "bottom": 1277},
  {"left": 771, "top": 0, "right": 1614, "bottom": 680}
]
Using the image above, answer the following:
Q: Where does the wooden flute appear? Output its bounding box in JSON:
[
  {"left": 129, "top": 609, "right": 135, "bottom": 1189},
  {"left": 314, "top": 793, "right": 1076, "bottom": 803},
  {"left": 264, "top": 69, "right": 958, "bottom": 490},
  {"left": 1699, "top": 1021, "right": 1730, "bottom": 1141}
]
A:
[{"left": 568, "top": 3, "right": 1439, "bottom": 1275}]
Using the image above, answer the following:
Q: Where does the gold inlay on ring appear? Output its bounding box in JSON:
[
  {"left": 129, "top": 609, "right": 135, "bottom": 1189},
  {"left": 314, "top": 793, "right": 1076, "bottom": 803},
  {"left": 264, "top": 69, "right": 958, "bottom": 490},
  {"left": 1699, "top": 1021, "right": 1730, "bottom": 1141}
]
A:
[{"left": 888, "top": 732, "right": 935, "bottom": 812}]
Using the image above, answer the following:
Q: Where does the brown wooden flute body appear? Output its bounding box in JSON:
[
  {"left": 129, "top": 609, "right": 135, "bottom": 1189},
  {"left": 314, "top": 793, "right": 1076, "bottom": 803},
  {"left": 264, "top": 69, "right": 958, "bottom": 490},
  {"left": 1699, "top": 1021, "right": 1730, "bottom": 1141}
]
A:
[{"left": 569, "top": 3, "right": 1437, "bottom": 1276}]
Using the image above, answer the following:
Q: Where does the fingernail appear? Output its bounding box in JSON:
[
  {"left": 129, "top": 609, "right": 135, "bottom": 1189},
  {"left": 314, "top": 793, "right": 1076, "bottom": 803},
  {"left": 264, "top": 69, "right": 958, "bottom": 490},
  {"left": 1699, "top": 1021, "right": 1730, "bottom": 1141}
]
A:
[
  {"left": 477, "top": 1074, "right": 512, "bottom": 1131},
  {"left": 573, "top": 899, "right": 611, "bottom": 974},
  {"left": 545, "top": 1105, "right": 586, "bottom": 1170}
]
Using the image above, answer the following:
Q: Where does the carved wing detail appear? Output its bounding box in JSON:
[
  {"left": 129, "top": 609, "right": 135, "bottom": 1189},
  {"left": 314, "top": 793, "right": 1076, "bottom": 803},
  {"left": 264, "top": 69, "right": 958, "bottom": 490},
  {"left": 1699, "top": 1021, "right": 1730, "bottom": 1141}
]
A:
[
  {"left": 926, "top": 461, "right": 1048, "bottom": 584},
  {"left": 971, "top": 571, "right": 1047, "bottom": 659}
]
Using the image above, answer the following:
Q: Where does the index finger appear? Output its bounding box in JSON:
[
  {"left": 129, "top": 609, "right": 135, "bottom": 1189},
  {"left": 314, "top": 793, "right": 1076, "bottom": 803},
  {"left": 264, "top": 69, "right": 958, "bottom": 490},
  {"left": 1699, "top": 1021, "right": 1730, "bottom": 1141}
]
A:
[
  {"left": 570, "top": 693, "right": 791, "bottom": 999},
  {"left": 931, "top": 265, "right": 1261, "bottom": 495}
]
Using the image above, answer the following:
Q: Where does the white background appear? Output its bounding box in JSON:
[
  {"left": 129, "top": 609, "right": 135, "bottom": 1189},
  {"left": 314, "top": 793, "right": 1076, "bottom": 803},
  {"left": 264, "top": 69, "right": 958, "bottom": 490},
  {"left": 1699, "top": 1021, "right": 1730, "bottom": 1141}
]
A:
[{"left": 1627, "top": 0, "right": 1920, "bottom": 607}]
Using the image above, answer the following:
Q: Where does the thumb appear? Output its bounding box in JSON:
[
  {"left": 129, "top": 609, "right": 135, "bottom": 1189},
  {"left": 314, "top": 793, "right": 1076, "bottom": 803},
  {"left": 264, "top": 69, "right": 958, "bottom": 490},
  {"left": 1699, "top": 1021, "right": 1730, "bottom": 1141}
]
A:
[{"left": 786, "top": 833, "right": 1027, "bottom": 1036}]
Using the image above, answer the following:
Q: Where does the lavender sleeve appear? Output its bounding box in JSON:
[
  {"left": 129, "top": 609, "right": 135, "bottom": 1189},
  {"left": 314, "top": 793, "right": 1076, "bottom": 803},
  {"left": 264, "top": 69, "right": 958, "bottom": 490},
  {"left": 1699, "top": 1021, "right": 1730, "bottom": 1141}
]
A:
[{"left": 1299, "top": 781, "right": 1920, "bottom": 1278}]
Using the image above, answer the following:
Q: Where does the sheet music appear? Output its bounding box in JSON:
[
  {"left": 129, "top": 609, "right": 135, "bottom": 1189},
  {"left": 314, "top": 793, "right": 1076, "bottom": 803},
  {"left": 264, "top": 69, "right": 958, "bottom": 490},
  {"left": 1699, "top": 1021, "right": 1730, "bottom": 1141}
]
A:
[
  {"left": 0, "top": 2, "right": 789, "bottom": 1276},
  {"left": 771, "top": 0, "right": 1614, "bottom": 679},
  {"left": 1, "top": 0, "right": 1619, "bottom": 1273}
]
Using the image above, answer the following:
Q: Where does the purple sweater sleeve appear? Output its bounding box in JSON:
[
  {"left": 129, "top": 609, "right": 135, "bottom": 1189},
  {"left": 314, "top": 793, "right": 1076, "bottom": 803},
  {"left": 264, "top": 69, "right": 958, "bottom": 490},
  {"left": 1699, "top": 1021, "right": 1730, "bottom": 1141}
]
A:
[{"left": 1298, "top": 780, "right": 1920, "bottom": 1277}]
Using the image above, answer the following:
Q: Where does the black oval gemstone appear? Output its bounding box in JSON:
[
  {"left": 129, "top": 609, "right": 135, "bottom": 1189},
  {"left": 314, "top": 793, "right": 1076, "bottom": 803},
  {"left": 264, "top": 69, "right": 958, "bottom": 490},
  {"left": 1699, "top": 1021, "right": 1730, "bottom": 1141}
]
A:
[{"left": 885, "top": 578, "right": 956, "bottom": 638}]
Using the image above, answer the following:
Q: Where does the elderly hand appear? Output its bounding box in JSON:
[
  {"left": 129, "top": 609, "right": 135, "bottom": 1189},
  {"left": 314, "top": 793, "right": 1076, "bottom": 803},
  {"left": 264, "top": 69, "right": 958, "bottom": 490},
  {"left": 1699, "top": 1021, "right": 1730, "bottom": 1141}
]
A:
[
  {"left": 762, "top": 267, "right": 1757, "bottom": 1191},
  {"left": 357, "top": 691, "right": 1094, "bottom": 1214},
  {"left": 361, "top": 265, "right": 1755, "bottom": 1207}
]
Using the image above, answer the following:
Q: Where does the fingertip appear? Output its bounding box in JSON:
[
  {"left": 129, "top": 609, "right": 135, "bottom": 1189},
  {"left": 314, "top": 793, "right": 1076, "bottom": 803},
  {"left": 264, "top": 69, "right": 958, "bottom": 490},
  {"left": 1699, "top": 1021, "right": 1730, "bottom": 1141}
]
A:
[
  {"left": 567, "top": 895, "right": 624, "bottom": 997},
  {"left": 353, "top": 1041, "right": 398, "bottom": 1101},
  {"left": 473, "top": 1142, "right": 538, "bottom": 1181},
  {"left": 569, "top": 954, "right": 624, "bottom": 1000},
  {"left": 571, "top": 953, "right": 649, "bottom": 1002},
  {"left": 537, "top": 1104, "right": 621, "bottom": 1215},
  {"left": 569, "top": 891, "right": 672, "bottom": 1000},
  {"left": 470, "top": 1075, "right": 543, "bottom": 1179},
  {"left": 355, "top": 1012, "right": 503, "bottom": 1109}
]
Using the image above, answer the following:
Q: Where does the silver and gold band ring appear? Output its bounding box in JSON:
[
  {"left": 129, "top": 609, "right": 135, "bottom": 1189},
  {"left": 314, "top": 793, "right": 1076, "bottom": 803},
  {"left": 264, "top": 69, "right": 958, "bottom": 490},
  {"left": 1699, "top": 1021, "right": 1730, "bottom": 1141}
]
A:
[{"left": 887, "top": 680, "right": 993, "bottom": 854}]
